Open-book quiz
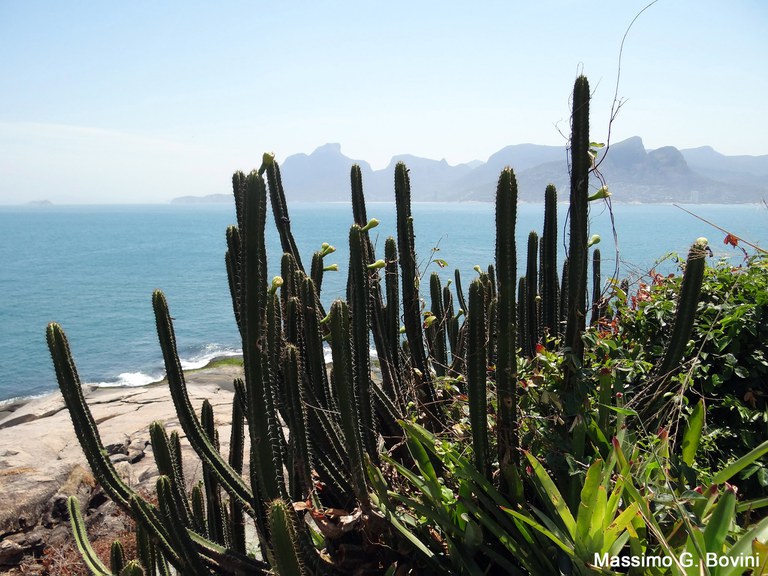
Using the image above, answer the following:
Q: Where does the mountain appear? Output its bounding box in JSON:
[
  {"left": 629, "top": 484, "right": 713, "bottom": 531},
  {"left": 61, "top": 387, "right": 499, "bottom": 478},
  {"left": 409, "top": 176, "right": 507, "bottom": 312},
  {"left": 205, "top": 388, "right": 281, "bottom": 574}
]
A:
[
  {"left": 171, "top": 140, "right": 768, "bottom": 204},
  {"left": 280, "top": 143, "right": 375, "bottom": 201}
]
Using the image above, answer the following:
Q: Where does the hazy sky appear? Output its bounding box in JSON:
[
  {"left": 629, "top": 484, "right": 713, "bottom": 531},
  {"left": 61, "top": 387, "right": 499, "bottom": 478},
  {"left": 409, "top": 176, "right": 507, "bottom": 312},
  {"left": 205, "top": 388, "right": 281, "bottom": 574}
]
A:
[{"left": 1, "top": 1, "right": 766, "bottom": 204}]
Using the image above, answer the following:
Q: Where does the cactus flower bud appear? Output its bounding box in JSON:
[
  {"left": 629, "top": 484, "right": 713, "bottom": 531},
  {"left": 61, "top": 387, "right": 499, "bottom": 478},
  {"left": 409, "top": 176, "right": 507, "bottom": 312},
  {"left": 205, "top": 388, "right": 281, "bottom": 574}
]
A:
[{"left": 361, "top": 218, "right": 380, "bottom": 232}]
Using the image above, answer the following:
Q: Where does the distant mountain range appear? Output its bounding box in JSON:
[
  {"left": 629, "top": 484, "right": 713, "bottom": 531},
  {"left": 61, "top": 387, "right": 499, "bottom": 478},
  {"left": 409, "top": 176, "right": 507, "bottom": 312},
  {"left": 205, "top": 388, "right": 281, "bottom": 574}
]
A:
[{"left": 172, "top": 138, "right": 768, "bottom": 204}]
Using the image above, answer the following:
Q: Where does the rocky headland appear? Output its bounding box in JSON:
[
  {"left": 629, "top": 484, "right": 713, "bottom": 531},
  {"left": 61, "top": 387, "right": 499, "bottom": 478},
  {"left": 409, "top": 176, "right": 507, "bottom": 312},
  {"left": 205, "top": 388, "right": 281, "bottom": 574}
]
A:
[{"left": 0, "top": 363, "right": 243, "bottom": 572}]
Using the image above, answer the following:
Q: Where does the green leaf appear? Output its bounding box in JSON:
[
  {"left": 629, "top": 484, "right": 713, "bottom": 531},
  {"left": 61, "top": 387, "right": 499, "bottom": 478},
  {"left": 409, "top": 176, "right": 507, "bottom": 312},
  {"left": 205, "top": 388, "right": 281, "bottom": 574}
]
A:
[
  {"left": 525, "top": 452, "right": 576, "bottom": 538},
  {"left": 682, "top": 399, "right": 705, "bottom": 466},
  {"left": 719, "top": 516, "right": 768, "bottom": 576},
  {"left": 575, "top": 460, "right": 602, "bottom": 551},
  {"left": 712, "top": 439, "right": 768, "bottom": 485},
  {"left": 703, "top": 489, "right": 735, "bottom": 555}
]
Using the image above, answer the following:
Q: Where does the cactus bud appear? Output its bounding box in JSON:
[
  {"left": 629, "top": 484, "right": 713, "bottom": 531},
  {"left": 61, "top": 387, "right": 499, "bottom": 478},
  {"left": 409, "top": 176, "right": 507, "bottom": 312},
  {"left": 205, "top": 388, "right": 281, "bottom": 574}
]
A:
[
  {"left": 588, "top": 186, "right": 611, "bottom": 201},
  {"left": 320, "top": 243, "right": 336, "bottom": 257},
  {"left": 362, "top": 218, "right": 380, "bottom": 232},
  {"left": 367, "top": 259, "right": 386, "bottom": 270},
  {"left": 270, "top": 276, "right": 284, "bottom": 294}
]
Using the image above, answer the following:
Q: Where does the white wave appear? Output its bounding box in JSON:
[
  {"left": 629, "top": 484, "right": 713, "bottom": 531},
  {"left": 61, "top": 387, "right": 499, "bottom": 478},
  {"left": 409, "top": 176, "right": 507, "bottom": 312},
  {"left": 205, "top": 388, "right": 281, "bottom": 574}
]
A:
[
  {"left": 322, "top": 344, "right": 378, "bottom": 364},
  {"left": 179, "top": 344, "right": 242, "bottom": 370},
  {"left": 92, "top": 371, "right": 162, "bottom": 388}
]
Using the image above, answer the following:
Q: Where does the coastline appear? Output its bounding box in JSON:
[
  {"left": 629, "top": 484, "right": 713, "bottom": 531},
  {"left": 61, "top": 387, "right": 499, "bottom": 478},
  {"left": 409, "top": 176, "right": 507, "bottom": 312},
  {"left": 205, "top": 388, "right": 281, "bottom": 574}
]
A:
[
  {"left": 0, "top": 355, "right": 243, "bottom": 428},
  {"left": 0, "top": 358, "right": 244, "bottom": 568}
]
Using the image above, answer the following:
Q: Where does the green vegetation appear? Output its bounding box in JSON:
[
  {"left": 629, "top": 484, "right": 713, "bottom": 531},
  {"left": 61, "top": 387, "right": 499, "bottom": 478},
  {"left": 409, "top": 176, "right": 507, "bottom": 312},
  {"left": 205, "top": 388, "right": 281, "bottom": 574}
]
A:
[{"left": 47, "top": 75, "right": 768, "bottom": 575}]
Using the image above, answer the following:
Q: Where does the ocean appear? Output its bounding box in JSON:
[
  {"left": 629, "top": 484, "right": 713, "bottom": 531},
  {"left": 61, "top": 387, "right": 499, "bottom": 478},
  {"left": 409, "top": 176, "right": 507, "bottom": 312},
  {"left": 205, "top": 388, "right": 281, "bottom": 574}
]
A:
[{"left": 1, "top": 201, "right": 766, "bottom": 402}]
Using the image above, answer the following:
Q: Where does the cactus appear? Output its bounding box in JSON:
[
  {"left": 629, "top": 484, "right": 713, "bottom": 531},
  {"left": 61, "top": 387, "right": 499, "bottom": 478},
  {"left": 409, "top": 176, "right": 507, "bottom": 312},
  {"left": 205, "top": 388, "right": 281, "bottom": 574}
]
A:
[
  {"left": 394, "top": 162, "right": 437, "bottom": 418},
  {"left": 541, "top": 184, "right": 559, "bottom": 339},
  {"left": 495, "top": 168, "right": 518, "bottom": 475},
  {"left": 51, "top": 73, "right": 711, "bottom": 575},
  {"left": 347, "top": 224, "right": 378, "bottom": 461},
  {"left": 656, "top": 238, "right": 708, "bottom": 379},
  {"left": 328, "top": 299, "right": 371, "bottom": 509},
  {"left": 518, "top": 277, "right": 529, "bottom": 358},
  {"left": 590, "top": 248, "right": 602, "bottom": 327},
  {"left": 268, "top": 499, "right": 306, "bottom": 576},
  {"left": 467, "top": 278, "right": 491, "bottom": 480},
  {"left": 525, "top": 231, "right": 540, "bottom": 356},
  {"left": 428, "top": 272, "right": 448, "bottom": 377},
  {"left": 563, "top": 74, "right": 591, "bottom": 397},
  {"left": 263, "top": 154, "right": 305, "bottom": 272}
]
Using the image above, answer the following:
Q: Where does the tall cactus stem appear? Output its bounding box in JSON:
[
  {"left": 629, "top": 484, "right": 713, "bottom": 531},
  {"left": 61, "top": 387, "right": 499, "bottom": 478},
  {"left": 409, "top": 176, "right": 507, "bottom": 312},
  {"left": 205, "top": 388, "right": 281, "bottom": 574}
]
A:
[
  {"left": 657, "top": 238, "right": 708, "bottom": 379},
  {"left": 201, "top": 400, "right": 226, "bottom": 546},
  {"left": 267, "top": 499, "right": 306, "bottom": 576},
  {"left": 590, "top": 248, "right": 602, "bottom": 327},
  {"left": 394, "top": 162, "right": 437, "bottom": 418},
  {"left": 428, "top": 272, "right": 448, "bottom": 377},
  {"left": 564, "top": 74, "right": 591, "bottom": 397},
  {"left": 347, "top": 224, "right": 379, "bottom": 460},
  {"left": 152, "top": 290, "right": 255, "bottom": 517},
  {"left": 467, "top": 279, "right": 491, "bottom": 480},
  {"left": 328, "top": 299, "right": 370, "bottom": 508},
  {"left": 263, "top": 156, "right": 305, "bottom": 271},
  {"left": 526, "top": 230, "right": 540, "bottom": 355},
  {"left": 495, "top": 167, "right": 519, "bottom": 475},
  {"left": 541, "top": 184, "right": 559, "bottom": 339}
]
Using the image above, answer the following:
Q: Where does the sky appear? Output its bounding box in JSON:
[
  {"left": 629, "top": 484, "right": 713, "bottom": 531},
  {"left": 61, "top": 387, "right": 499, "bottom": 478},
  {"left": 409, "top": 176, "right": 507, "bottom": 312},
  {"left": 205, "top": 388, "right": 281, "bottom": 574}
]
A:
[{"left": 1, "top": 1, "right": 766, "bottom": 204}]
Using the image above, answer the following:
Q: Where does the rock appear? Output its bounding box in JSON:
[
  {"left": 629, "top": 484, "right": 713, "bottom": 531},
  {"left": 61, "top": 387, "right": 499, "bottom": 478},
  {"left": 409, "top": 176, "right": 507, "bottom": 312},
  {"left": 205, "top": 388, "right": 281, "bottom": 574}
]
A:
[{"left": 0, "top": 539, "right": 25, "bottom": 566}]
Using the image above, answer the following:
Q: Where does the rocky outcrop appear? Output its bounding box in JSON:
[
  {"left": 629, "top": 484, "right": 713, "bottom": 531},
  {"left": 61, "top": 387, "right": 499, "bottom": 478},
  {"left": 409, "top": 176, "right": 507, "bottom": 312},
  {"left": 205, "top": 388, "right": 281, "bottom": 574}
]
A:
[{"left": 0, "top": 365, "right": 241, "bottom": 570}]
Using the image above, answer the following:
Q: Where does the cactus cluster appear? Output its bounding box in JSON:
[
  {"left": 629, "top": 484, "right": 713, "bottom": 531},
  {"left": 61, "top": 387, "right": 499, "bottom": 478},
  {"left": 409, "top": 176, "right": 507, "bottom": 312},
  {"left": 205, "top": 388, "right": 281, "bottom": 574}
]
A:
[{"left": 48, "top": 75, "right": 709, "bottom": 575}]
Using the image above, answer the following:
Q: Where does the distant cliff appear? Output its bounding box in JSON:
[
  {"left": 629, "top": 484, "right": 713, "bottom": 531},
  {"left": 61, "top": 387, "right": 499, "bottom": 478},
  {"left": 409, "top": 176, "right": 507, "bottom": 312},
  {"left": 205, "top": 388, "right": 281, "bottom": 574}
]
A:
[{"left": 172, "top": 139, "right": 768, "bottom": 204}]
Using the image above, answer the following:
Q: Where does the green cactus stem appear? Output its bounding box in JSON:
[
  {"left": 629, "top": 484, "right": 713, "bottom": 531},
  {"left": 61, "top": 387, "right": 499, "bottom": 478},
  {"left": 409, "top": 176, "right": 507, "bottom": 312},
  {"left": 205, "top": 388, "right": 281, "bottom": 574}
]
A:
[
  {"left": 495, "top": 167, "right": 519, "bottom": 475},
  {"left": 328, "top": 299, "right": 371, "bottom": 508},
  {"left": 590, "top": 248, "right": 602, "bottom": 327},
  {"left": 394, "top": 162, "right": 437, "bottom": 418},
  {"left": 267, "top": 499, "right": 307, "bottom": 576},
  {"left": 656, "top": 238, "right": 708, "bottom": 379},
  {"left": 263, "top": 155, "right": 305, "bottom": 271},
  {"left": 541, "top": 184, "right": 559, "bottom": 339},
  {"left": 67, "top": 497, "right": 112, "bottom": 576},
  {"left": 347, "top": 224, "right": 379, "bottom": 460},
  {"left": 428, "top": 272, "right": 448, "bottom": 377},
  {"left": 110, "top": 540, "right": 126, "bottom": 575},
  {"left": 152, "top": 291, "right": 255, "bottom": 516},
  {"left": 563, "top": 74, "right": 591, "bottom": 397},
  {"left": 525, "top": 230, "right": 540, "bottom": 356},
  {"left": 467, "top": 278, "right": 491, "bottom": 480}
]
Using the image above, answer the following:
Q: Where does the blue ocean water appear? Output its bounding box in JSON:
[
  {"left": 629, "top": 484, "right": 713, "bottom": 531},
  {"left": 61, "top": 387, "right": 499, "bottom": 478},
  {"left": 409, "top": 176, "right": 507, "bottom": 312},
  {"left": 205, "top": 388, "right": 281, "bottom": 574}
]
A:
[{"left": 1, "top": 201, "right": 766, "bottom": 402}]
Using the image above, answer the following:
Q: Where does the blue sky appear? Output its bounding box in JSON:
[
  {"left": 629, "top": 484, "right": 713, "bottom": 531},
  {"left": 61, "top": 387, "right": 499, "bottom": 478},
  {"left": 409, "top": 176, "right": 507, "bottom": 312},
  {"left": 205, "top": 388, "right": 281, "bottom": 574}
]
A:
[{"left": 1, "top": 1, "right": 766, "bottom": 204}]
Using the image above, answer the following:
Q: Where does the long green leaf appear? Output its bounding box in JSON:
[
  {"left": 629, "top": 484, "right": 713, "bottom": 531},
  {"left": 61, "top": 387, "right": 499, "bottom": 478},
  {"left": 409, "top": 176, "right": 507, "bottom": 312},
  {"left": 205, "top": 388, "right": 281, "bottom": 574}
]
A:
[
  {"left": 703, "top": 489, "right": 736, "bottom": 555},
  {"left": 525, "top": 452, "right": 576, "bottom": 538},
  {"left": 682, "top": 399, "right": 705, "bottom": 466},
  {"left": 719, "top": 516, "right": 768, "bottom": 576},
  {"left": 712, "top": 440, "right": 768, "bottom": 485}
]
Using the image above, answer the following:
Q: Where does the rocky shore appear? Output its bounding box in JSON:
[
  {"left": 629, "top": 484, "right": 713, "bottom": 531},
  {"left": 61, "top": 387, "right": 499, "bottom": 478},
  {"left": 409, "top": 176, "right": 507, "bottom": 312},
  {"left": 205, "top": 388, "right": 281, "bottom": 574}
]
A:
[{"left": 0, "top": 362, "right": 243, "bottom": 572}]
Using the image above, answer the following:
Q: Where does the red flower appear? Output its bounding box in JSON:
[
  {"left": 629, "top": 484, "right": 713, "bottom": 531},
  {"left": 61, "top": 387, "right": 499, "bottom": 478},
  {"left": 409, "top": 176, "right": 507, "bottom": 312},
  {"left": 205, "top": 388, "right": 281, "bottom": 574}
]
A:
[{"left": 723, "top": 233, "right": 739, "bottom": 247}]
